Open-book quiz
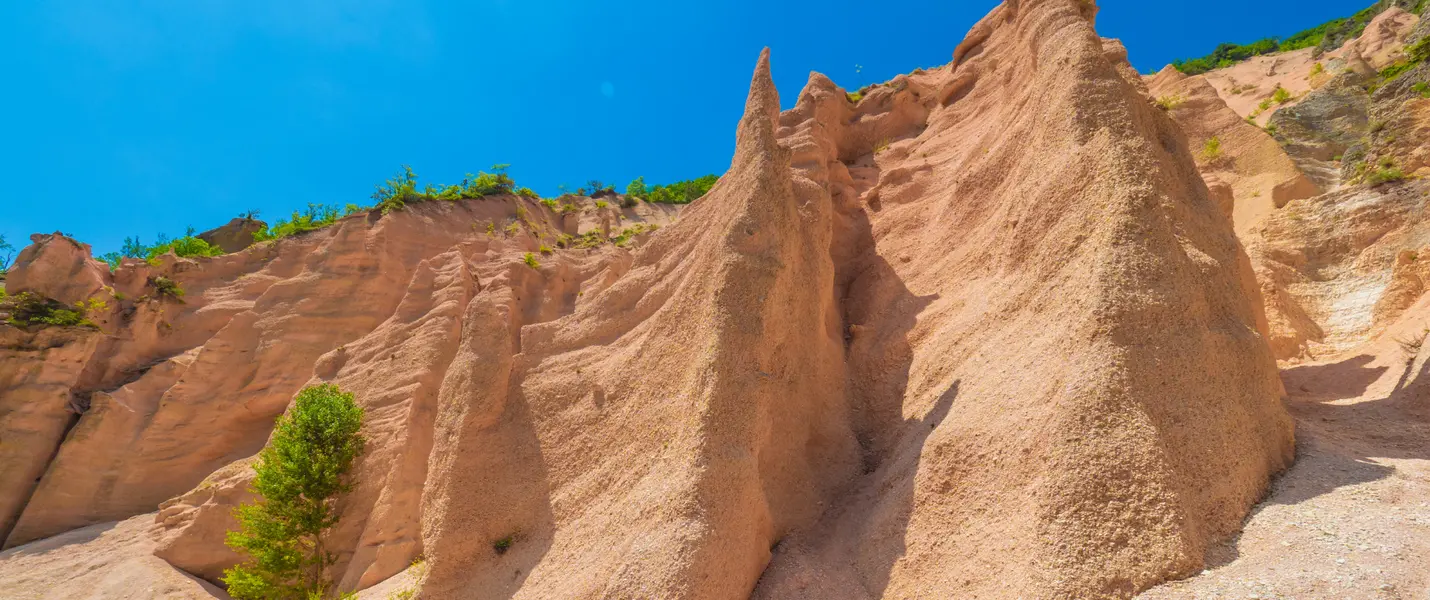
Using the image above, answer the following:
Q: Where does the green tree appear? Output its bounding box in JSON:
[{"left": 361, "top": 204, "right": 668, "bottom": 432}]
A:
[
  {"left": 0, "top": 234, "right": 14, "bottom": 273},
  {"left": 223, "top": 384, "right": 366, "bottom": 600}
]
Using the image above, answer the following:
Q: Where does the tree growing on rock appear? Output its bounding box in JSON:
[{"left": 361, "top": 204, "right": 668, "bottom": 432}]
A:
[{"left": 223, "top": 384, "right": 366, "bottom": 600}]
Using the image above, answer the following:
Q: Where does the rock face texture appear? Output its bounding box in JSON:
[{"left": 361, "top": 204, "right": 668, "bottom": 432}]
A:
[
  {"left": 1148, "top": 67, "right": 1320, "bottom": 233},
  {"left": 0, "top": 0, "right": 1338, "bottom": 599},
  {"left": 196, "top": 218, "right": 266, "bottom": 254}
]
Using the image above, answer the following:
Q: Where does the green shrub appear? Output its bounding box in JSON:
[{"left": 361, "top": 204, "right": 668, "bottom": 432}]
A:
[
  {"left": 373, "top": 164, "right": 526, "bottom": 214},
  {"left": 1414, "top": 81, "right": 1430, "bottom": 98},
  {"left": 845, "top": 91, "right": 863, "bottom": 104},
  {"left": 1172, "top": 38, "right": 1280, "bottom": 75},
  {"left": 252, "top": 204, "right": 358, "bottom": 243},
  {"left": 1171, "top": 5, "right": 1392, "bottom": 76},
  {"left": 538, "top": 244, "right": 553, "bottom": 255},
  {"left": 150, "top": 276, "right": 185, "bottom": 300},
  {"left": 624, "top": 174, "right": 719, "bottom": 204},
  {"left": 101, "top": 228, "right": 226, "bottom": 269},
  {"left": 2, "top": 292, "right": 99, "bottom": 329},
  {"left": 1271, "top": 86, "right": 1292, "bottom": 104},
  {"left": 595, "top": 201, "right": 609, "bottom": 209},
  {"left": 540, "top": 199, "right": 558, "bottom": 208},
  {"left": 1201, "top": 136, "right": 1224, "bottom": 161},
  {"left": 1153, "top": 95, "right": 1185, "bottom": 111},
  {"left": 223, "top": 384, "right": 365, "bottom": 600},
  {"left": 523, "top": 253, "right": 540, "bottom": 269},
  {"left": 1368, "top": 165, "right": 1407, "bottom": 185}
]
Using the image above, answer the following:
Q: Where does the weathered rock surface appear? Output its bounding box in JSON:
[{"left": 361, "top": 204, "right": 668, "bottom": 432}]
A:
[
  {"left": 0, "top": 0, "right": 1353, "bottom": 598},
  {"left": 1149, "top": 67, "right": 1320, "bottom": 233},
  {"left": 196, "top": 218, "right": 266, "bottom": 254}
]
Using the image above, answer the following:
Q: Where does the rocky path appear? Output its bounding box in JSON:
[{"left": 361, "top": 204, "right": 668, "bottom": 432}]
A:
[{"left": 1143, "top": 347, "right": 1430, "bottom": 600}]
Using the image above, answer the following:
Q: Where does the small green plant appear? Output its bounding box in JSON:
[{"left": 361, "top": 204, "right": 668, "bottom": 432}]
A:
[
  {"left": 222, "top": 384, "right": 365, "bottom": 600},
  {"left": 493, "top": 534, "right": 515, "bottom": 555},
  {"left": 149, "top": 276, "right": 185, "bottom": 300},
  {"left": 1367, "top": 157, "right": 1407, "bottom": 186},
  {"left": 595, "top": 201, "right": 608, "bottom": 209},
  {"left": 1371, "top": 120, "right": 1387, "bottom": 133},
  {"left": 1271, "top": 86, "right": 1292, "bottom": 104},
  {"left": 1200, "top": 136, "right": 1224, "bottom": 161},
  {"left": 485, "top": 221, "right": 496, "bottom": 236},
  {"left": 1264, "top": 123, "right": 1278, "bottom": 135},
  {"left": 540, "top": 198, "right": 558, "bottom": 208},
  {"left": 504, "top": 222, "right": 521, "bottom": 237},
  {"left": 538, "top": 244, "right": 553, "bottom": 255},
  {"left": 845, "top": 90, "right": 863, "bottom": 104},
  {"left": 1310, "top": 62, "right": 1325, "bottom": 76},
  {"left": 523, "top": 253, "right": 540, "bottom": 269},
  {"left": 1415, "top": 82, "right": 1430, "bottom": 98},
  {"left": 1153, "top": 94, "right": 1185, "bottom": 111}
]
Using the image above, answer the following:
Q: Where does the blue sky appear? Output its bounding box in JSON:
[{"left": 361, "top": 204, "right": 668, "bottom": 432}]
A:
[{"left": 0, "top": 0, "right": 1366, "bottom": 258}]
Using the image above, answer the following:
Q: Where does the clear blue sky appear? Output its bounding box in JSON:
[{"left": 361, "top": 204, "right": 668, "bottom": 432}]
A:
[{"left": 0, "top": 0, "right": 1366, "bottom": 257}]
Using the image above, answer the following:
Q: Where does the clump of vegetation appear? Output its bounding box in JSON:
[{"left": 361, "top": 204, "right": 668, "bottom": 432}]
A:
[
  {"left": 1414, "top": 81, "right": 1430, "bottom": 98},
  {"left": 584, "top": 180, "right": 614, "bottom": 196},
  {"left": 493, "top": 534, "right": 515, "bottom": 555},
  {"left": 1367, "top": 161, "right": 1407, "bottom": 185},
  {"left": 1171, "top": 3, "right": 1393, "bottom": 76},
  {"left": 625, "top": 175, "right": 719, "bottom": 204},
  {"left": 540, "top": 198, "right": 559, "bottom": 209},
  {"left": 1172, "top": 38, "right": 1282, "bottom": 75},
  {"left": 0, "top": 234, "right": 14, "bottom": 276},
  {"left": 538, "top": 244, "right": 553, "bottom": 255},
  {"left": 2, "top": 292, "right": 101, "bottom": 329},
  {"left": 1311, "top": 62, "right": 1326, "bottom": 76},
  {"left": 1375, "top": 35, "right": 1430, "bottom": 87},
  {"left": 1271, "top": 86, "right": 1292, "bottom": 104},
  {"left": 149, "top": 276, "right": 185, "bottom": 300},
  {"left": 523, "top": 253, "right": 540, "bottom": 269},
  {"left": 101, "top": 228, "right": 226, "bottom": 269},
  {"left": 595, "top": 201, "right": 609, "bottom": 209},
  {"left": 845, "top": 90, "right": 863, "bottom": 104},
  {"left": 1200, "top": 136, "right": 1224, "bottom": 161},
  {"left": 1153, "top": 94, "right": 1185, "bottom": 111},
  {"left": 372, "top": 164, "right": 530, "bottom": 214},
  {"left": 252, "top": 204, "right": 363, "bottom": 244},
  {"left": 222, "top": 384, "right": 365, "bottom": 600}
]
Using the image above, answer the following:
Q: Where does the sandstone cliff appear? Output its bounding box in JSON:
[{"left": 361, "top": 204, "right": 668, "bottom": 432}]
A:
[{"left": 19, "top": 0, "right": 1430, "bottom": 598}]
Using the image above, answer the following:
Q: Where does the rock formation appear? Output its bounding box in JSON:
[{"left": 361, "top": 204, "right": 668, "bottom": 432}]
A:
[
  {"left": 196, "top": 218, "right": 266, "bottom": 254},
  {"left": 15, "top": 0, "right": 1430, "bottom": 598}
]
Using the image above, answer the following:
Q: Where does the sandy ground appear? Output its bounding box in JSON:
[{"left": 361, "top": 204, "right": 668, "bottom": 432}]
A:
[
  {"left": 1142, "top": 346, "right": 1430, "bottom": 600},
  {"left": 0, "top": 516, "right": 230, "bottom": 600}
]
